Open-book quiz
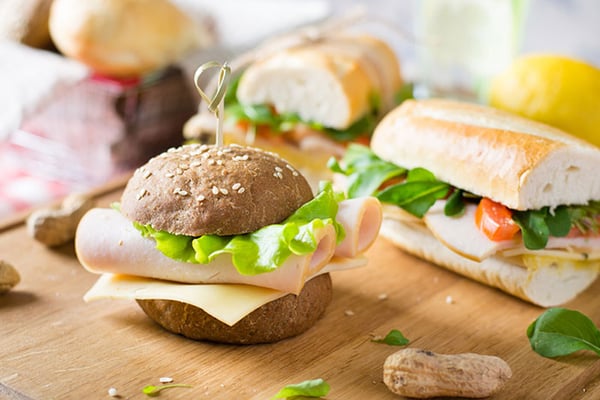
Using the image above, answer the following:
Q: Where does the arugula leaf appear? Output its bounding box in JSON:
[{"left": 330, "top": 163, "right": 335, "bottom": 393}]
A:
[
  {"left": 142, "top": 384, "right": 192, "bottom": 397},
  {"left": 371, "top": 329, "right": 410, "bottom": 346},
  {"left": 133, "top": 182, "right": 345, "bottom": 276},
  {"left": 271, "top": 379, "right": 330, "bottom": 399},
  {"left": 527, "top": 308, "right": 600, "bottom": 358},
  {"left": 513, "top": 206, "right": 572, "bottom": 250},
  {"left": 444, "top": 189, "right": 466, "bottom": 217},
  {"left": 328, "top": 144, "right": 406, "bottom": 198},
  {"left": 377, "top": 168, "right": 450, "bottom": 218}
]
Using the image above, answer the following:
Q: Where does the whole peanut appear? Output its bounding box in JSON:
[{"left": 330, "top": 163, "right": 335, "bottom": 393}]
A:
[
  {"left": 26, "top": 193, "right": 94, "bottom": 247},
  {"left": 383, "top": 348, "right": 512, "bottom": 398},
  {"left": 0, "top": 260, "right": 20, "bottom": 294}
]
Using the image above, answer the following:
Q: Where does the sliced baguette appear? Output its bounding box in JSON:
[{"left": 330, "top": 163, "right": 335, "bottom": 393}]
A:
[
  {"left": 236, "top": 34, "right": 402, "bottom": 130},
  {"left": 380, "top": 218, "right": 598, "bottom": 307},
  {"left": 371, "top": 99, "right": 600, "bottom": 210}
]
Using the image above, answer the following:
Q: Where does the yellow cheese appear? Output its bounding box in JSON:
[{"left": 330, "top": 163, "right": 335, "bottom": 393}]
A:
[
  {"left": 84, "top": 257, "right": 368, "bottom": 327},
  {"left": 84, "top": 274, "right": 286, "bottom": 326}
]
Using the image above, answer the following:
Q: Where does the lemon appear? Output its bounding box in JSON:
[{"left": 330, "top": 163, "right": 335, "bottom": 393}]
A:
[{"left": 489, "top": 54, "right": 600, "bottom": 147}]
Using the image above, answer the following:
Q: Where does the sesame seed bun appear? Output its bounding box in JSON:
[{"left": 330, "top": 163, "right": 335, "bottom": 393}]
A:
[
  {"left": 120, "top": 144, "right": 313, "bottom": 236},
  {"left": 136, "top": 273, "right": 332, "bottom": 344}
]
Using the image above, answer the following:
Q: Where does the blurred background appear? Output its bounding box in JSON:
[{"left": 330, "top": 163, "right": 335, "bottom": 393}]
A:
[{"left": 1, "top": 0, "right": 599, "bottom": 220}]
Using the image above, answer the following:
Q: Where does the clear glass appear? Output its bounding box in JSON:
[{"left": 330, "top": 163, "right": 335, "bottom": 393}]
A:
[{"left": 414, "top": 0, "right": 529, "bottom": 102}]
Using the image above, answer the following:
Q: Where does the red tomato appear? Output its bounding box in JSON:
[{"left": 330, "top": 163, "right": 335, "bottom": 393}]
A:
[{"left": 475, "top": 198, "right": 520, "bottom": 241}]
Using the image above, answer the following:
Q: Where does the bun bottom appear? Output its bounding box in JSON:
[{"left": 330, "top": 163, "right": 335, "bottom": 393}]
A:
[
  {"left": 380, "top": 218, "right": 598, "bottom": 307},
  {"left": 136, "top": 273, "right": 333, "bottom": 344}
]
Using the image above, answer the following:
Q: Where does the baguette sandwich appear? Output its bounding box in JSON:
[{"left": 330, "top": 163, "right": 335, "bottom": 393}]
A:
[
  {"left": 75, "top": 144, "right": 381, "bottom": 343},
  {"left": 184, "top": 31, "right": 403, "bottom": 189},
  {"left": 330, "top": 99, "right": 600, "bottom": 307}
]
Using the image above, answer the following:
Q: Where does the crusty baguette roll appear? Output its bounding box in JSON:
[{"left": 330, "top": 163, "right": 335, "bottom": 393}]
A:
[
  {"left": 365, "top": 99, "right": 600, "bottom": 306},
  {"left": 49, "top": 0, "right": 213, "bottom": 77},
  {"left": 184, "top": 30, "right": 402, "bottom": 191},
  {"left": 236, "top": 33, "right": 401, "bottom": 130},
  {"left": 372, "top": 99, "right": 600, "bottom": 211}
]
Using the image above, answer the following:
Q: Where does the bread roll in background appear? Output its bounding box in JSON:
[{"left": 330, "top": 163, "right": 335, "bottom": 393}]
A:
[{"left": 49, "top": 0, "right": 215, "bottom": 77}]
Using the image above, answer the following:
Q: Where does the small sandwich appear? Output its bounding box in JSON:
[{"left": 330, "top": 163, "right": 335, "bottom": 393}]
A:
[
  {"left": 184, "top": 32, "right": 403, "bottom": 188},
  {"left": 330, "top": 99, "right": 600, "bottom": 307},
  {"left": 75, "top": 144, "right": 381, "bottom": 344}
]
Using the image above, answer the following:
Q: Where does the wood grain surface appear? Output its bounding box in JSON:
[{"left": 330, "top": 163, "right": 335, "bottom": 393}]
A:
[{"left": 1, "top": 183, "right": 600, "bottom": 400}]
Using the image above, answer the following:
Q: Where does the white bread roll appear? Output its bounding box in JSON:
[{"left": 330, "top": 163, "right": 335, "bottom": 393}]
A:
[
  {"left": 236, "top": 33, "right": 402, "bottom": 130},
  {"left": 49, "top": 0, "right": 213, "bottom": 77},
  {"left": 380, "top": 218, "right": 598, "bottom": 307},
  {"left": 371, "top": 99, "right": 600, "bottom": 210}
]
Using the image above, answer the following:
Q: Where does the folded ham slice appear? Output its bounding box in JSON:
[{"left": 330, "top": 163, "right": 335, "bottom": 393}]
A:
[{"left": 75, "top": 197, "right": 381, "bottom": 294}]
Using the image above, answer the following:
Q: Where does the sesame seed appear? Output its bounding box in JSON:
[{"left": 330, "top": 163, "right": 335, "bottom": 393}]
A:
[
  {"left": 344, "top": 310, "right": 355, "bottom": 316},
  {"left": 165, "top": 172, "right": 174, "bottom": 178},
  {"left": 273, "top": 172, "right": 283, "bottom": 179},
  {"left": 292, "top": 171, "right": 299, "bottom": 176},
  {"left": 136, "top": 188, "right": 148, "bottom": 200},
  {"left": 377, "top": 293, "right": 388, "bottom": 301},
  {"left": 220, "top": 188, "right": 228, "bottom": 195},
  {"left": 232, "top": 183, "right": 241, "bottom": 190},
  {"left": 445, "top": 295, "right": 454, "bottom": 304},
  {"left": 190, "top": 161, "right": 201, "bottom": 167},
  {"left": 212, "top": 186, "right": 219, "bottom": 195},
  {"left": 196, "top": 195, "right": 205, "bottom": 202},
  {"left": 173, "top": 188, "right": 188, "bottom": 196},
  {"left": 216, "top": 159, "right": 223, "bottom": 166},
  {"left": 275, "top": 166, "right": 283, "bottom": 172},
  {"left": 181, "top": 154, "right": 190, "bottom": 160},
  {"left": 217, "top": 150, "right": 223, "bottom": 156},
  {"left": 285, "top": 164, "right": 295, "bottom": 171},
  {"left": 160, "top": 377, "right": 173, "bottom": 384},
  {"left": 238, "top": 187, "right": 246, "bottom": 194},
  {"left": 108, "top": 387, "right": 118, "bottom": 397},
  {"left": 143, "top": 170, "right": 152, "bottom": 179},
  {"left": 176, "top": 168, "right": 184, "bottom": 175},
  {"left": 179, "top": 164, "right": 189, "bottom": 170},
  {"left": 208, "top": 159, "right": 215, "bottom": 165},
  {"left": 233, "top": 154, "right": 249, "bottom": 161}
]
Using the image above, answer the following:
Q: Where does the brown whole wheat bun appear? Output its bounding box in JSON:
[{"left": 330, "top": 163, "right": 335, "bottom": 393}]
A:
[
  {"left": 137, "top": 273, "right": 332, "bottom": 344},
  {"left": 120, "top": 143, "right": 332, "bottom": 343},
  {"left": 120, "top": 144, "right": 313, "bottom": 236}
]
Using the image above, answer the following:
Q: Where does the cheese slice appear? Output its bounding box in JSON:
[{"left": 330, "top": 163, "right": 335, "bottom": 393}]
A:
[
  {"left": 84, "top": 274, "right": 286, "bottom": 326},
  {"left": 84, "top": 256, "right": 367, "bottom": 326}
]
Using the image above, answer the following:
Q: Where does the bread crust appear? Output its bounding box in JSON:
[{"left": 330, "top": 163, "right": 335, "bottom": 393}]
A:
[
  {"left": 120, "top": 144, "right": 313, "bottom": 236},
  {"left": 136, "top": 273, "right": 333, "bottom": 344},
  {"left": 236, "top": 33, "right": 402, "bottom": 129},
  {"left": 380, "top": 218, "right": 598, "bottom": 307},
  {"left": 371, "top": 99, "right": 600, "bottom": 210},
  {"left": 48, "top": 0, "right": 210, "bottom": 76}
]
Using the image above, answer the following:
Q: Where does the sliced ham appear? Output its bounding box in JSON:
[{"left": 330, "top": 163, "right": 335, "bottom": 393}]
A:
[
  {"left": 335, "top": 197, "right": 382, "bottom": 258},
  {"left": 75, "top": 197, "right": 381, "bottom": 294},
  {"left": 424, "top": 201, "right": 517, "bottom": 262}
]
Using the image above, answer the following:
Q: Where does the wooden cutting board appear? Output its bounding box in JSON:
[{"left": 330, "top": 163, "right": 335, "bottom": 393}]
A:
[{"left": 1, "top": 179, "right": 599, "bottom": 400}]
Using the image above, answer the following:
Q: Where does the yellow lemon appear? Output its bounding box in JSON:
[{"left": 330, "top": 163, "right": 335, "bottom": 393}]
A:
[{"left": 489, "top": 54, "right": 600, "bottom": 147}]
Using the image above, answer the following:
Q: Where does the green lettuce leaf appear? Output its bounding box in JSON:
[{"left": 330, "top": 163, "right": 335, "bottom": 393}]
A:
[{"left": 133, "top": 182, "right": 345, "bottom": 276}]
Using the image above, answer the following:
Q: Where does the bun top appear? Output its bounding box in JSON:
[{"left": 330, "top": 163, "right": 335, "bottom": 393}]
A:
[
  {"left": 371, "top": 99, "right": 600, "bottom": 210},
  {"left": 121, "top": 144, "right": 313, "bottom": 236}
]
